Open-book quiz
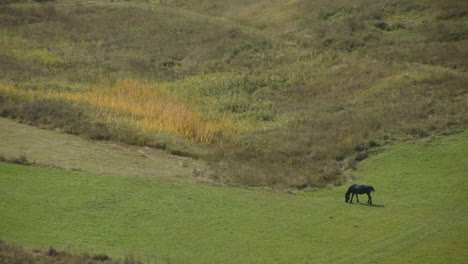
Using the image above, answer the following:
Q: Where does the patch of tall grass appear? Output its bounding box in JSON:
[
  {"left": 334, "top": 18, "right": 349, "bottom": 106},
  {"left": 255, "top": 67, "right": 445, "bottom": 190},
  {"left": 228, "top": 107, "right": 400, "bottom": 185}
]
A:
[
  {"left": 0, "top": 79, "right": 283, "bottom": 144},
  {"left": 0, "top": 82, "right": 215, "bottom": 143},
  {"left": 63, "top": 80, "right": 229, "bottom": 143},
  {"left": 0, "top": 239, "right": 141, "bottom": 264}
]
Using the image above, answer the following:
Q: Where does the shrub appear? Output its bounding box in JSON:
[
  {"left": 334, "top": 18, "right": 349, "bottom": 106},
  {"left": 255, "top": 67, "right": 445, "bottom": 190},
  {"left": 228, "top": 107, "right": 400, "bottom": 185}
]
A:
[{"left": 93, "top": 254, "right": 111, "bottom": 261}]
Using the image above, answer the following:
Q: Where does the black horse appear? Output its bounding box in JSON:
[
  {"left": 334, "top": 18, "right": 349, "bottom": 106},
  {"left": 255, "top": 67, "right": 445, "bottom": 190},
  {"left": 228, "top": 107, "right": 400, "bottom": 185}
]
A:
[{"left": 345, "top": 184, "right": 375, "bottom": 205}]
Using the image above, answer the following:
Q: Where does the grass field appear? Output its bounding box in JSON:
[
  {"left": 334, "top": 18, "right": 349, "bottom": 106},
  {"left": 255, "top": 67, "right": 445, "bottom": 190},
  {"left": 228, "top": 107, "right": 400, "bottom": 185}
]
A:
[
  {"left": 0, "top": 0, "right": 467, "bottom": 262},
  {"left": 1, "top": 132, "right": 466, "bottom": 263}
]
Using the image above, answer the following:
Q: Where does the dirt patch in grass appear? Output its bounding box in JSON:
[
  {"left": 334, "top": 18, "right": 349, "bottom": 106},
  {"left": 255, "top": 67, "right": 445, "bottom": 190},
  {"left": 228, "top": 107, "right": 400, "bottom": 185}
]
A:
[{"left": 0, "top": 117, "right": 212, "bottom": 184}]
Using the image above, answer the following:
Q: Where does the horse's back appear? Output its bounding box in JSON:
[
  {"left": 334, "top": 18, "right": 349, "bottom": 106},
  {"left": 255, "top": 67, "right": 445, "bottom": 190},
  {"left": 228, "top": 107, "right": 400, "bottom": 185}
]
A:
[
  {"left": 359, "top": 185, "right": 375, "bottom": 192},
  {"left": 346, "top": 184, "right": 375, "bottom": 193}
]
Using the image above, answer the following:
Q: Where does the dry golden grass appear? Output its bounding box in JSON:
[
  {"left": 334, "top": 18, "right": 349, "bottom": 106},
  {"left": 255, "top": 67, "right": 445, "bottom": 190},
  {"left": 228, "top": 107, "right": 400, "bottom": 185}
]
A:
[
  {"left": 0, "top": 80, "right": 236, "bottom": 143},
  {"left": 65, "top": 80, "right": 226, "bottom": 143}
]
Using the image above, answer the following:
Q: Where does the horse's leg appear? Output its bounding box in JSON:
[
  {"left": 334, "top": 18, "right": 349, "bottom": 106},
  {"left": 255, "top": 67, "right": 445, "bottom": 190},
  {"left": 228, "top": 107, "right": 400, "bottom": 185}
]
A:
[
  {"left": 367, "top": 193, "right": 372, "bottom": 205},
  {"left": 350, "top": 193, "right": 354, "bottom": 203},
  {"left": 356, "top": 194, "right": 359, "bottom": 203}
]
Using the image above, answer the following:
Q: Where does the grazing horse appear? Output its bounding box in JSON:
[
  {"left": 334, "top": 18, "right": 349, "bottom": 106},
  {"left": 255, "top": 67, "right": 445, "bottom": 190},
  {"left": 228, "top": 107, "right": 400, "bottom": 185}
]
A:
[{"left": 345, "top": 184, "right": 375, "bottom": 205}]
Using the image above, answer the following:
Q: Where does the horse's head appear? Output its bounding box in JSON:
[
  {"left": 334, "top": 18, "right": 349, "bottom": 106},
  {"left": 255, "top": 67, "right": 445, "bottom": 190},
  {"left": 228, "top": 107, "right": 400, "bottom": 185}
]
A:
[
  {"left": 345, "top": 184, "right": 357, "bottom": 203},
  {"left": 345, "top": 193, "right": 350, "bottom": 203}
]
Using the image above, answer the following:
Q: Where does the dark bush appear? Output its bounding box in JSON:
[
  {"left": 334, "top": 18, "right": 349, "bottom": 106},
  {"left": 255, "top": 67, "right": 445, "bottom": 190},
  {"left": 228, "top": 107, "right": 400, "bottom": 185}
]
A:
[
  {"left": 93, "top": 254, "right": 111, "bottom": 261},
  {"left": 46, "top": 247, "right": 59, "bottom": 257},
  {"left": 355, "top": 152, "right": 368, "bottom": 162},
  {"left": 374, "top": 22, "right": 388, "bottom": 30}
]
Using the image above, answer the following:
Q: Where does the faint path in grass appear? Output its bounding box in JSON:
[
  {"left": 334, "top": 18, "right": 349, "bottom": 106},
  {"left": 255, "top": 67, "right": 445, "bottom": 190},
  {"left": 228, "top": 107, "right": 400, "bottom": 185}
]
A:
[{"left": 0, "top": 118, "right": 211, "bottom": 183}]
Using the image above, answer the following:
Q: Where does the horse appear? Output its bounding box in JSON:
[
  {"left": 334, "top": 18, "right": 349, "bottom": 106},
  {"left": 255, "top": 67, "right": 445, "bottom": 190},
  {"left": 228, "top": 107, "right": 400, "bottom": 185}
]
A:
[{"left": 345, "top": 184, "right": 375, "bottom": 205}]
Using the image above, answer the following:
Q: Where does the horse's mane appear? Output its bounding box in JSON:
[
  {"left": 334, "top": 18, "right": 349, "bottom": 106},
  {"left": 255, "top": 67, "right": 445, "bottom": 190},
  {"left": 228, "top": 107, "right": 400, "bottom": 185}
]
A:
[{"left": 345, "top": 184, "right": 357, "bottom": 200}]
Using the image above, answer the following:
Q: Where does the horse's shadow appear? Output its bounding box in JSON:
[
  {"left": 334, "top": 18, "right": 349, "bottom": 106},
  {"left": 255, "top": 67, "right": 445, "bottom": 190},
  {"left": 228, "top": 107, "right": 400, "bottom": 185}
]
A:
[{"left": 354, "top": 203, "right": 385, "bottom": 207}]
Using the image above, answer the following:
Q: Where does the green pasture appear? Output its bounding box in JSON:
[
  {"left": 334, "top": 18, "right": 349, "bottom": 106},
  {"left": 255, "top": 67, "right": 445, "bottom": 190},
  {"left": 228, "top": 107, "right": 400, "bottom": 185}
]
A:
[{"left": 0, "top": 132, "right": 467, "bottom": 264}]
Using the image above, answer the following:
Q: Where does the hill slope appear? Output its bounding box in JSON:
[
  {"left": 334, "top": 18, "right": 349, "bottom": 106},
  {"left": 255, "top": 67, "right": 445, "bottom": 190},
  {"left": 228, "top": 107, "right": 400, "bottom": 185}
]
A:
[{"left": 0, "top": 0, "right": 467, "bottom": 187}]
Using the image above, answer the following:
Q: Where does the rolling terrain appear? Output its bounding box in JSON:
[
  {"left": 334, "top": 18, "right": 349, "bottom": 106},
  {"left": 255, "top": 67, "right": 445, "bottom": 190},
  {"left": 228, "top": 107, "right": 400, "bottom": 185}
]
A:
[
  {"left": 0, "top": 0, "right": 467, "bottom": 263},
  {"left": 1, "top": 0, "right": 466, "bottom": 187}
]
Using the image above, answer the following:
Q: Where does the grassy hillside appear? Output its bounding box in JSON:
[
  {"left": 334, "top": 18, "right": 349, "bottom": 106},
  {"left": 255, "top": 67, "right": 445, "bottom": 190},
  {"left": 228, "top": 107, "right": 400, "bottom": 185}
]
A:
[
  {"left": 0, "top": 0, "right": 467, "bottom": 187},
  {"left": 0, "top": 132, "right": 466, "bottom": 263}
]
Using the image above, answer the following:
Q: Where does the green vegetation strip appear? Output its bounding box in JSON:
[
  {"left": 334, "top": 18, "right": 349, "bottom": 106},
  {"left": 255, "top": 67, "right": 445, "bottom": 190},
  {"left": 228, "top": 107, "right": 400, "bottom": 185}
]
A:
[{"left": 0, "top": 133, "right": 467, "bottom": 263}]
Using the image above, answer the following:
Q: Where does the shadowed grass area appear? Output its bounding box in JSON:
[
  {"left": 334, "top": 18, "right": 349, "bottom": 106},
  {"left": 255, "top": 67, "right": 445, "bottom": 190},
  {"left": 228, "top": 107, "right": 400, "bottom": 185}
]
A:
[{"left": 0, "top": 132, "right": 466, "bottom": 263}]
